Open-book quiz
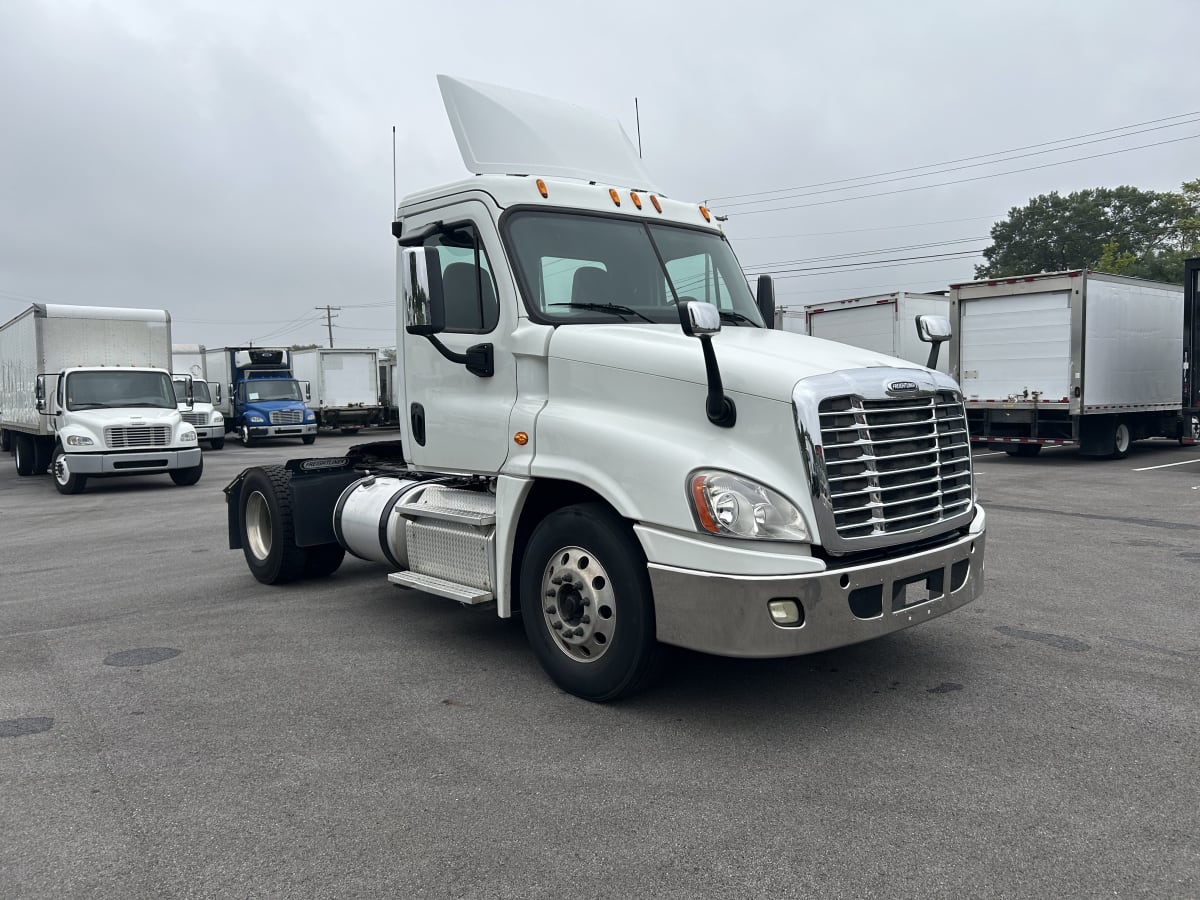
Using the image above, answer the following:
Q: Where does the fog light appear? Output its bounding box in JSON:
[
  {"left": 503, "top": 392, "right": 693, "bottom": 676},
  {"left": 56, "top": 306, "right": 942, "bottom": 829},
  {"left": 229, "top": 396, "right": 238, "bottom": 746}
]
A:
[{"left": 768, "top": 598, "right": 803, "bottom": 626}]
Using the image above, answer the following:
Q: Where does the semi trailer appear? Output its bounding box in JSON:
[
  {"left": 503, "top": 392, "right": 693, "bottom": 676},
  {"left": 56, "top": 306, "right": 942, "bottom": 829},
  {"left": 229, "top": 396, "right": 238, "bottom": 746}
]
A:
[
  {"left": 802, "top": 291, "right": 952, "bottom": 373},
  {"left": 0, "top": 304, "right": 202, "bottom": 493},
  {"left": 290, "top": 348, "right": 382, "bottom": 433},
  {"left": 224, "top": 76, "right": 986, "bottom": 701}
]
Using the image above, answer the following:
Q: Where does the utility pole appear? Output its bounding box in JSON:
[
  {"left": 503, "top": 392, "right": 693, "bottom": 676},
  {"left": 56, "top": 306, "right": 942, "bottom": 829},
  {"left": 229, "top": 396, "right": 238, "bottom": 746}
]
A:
[{"left": 316, "top": 305, "right": 340, "bottom": 348}]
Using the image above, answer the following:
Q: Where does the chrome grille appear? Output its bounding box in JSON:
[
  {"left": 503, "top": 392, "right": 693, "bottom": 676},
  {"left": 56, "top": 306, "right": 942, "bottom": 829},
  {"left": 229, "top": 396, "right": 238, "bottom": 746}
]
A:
[
  {"left": 180, "top": 411, "right": 208, "bottom": 426},
  {"left": 818, "top": 390, "right": 972, "bottom": 540},
  {"left": 106, "top": 425, "right": 171, "bottom": 449},
  {"left": 270, "top": 409, "right": 303, "bottom": 425}
]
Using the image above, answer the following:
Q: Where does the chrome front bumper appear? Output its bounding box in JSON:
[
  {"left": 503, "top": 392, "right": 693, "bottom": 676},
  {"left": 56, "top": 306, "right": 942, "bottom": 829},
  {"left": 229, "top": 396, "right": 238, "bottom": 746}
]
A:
[
  {"left": 649, "top": 507, "right": 986, "bottom": 658},
  {"left": 246, "top": 424, "right": 317, "bottom": 438}
]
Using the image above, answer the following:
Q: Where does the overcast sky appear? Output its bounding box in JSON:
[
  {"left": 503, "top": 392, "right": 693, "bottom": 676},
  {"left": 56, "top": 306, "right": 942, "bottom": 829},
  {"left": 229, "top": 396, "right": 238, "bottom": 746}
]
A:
[{"left": 2, "top": 0, "right": 1196, "bottom": 348}]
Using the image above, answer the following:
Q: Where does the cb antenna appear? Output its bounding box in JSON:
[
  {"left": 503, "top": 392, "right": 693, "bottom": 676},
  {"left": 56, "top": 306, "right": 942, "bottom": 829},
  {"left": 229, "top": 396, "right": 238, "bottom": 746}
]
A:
[
  {"left": 392, "top": 125, "right": 398, "bottom": 215},
  {"left": 634, "top": 97, "right": 642, "bottom": 159}
]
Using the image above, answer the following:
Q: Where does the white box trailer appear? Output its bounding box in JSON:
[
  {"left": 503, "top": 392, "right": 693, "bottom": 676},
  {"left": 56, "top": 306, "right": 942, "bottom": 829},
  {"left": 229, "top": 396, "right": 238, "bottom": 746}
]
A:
[
  {"left": 0, "top": 304, "right": 202, "bottom": 492},
  {"left": 948, "top": 270, "right": 1190, "bottom": 457},
  {"left": 290, "top": 348, "right": 382, "bottom": 433},
  {"left": 774, "top": 308, "right": 808, "bottom": 334},
  {"left": 803, "top": 291, "right": 952, "bottom": 372}
]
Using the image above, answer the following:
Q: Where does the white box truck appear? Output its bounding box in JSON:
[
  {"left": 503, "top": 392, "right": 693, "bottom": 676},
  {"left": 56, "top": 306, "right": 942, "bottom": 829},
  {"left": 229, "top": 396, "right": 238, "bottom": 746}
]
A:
[
  {"left": 949, "top": 270, "right": 1191, "bottom": 457},
  {"left": 802, "top": 292, "right": 952, "bottom": 372},
  {"left": 290, "top": 348, "right": 382, "bottom": 433},
  {"left": 172, "top": 343, "right": 225, "bottom": 449},
  {"left": 0, "top": 304, "right": 203, "bottom": 493},
  {"left": 223, "top": 76, "right": 986, "bottom": 701}
]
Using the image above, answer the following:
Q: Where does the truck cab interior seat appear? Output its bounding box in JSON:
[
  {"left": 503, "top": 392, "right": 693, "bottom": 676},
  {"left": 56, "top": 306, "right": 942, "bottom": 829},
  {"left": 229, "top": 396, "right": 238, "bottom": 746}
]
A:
[
  {"left": 441, "top": 262, "right": 499, "bottom": 332},
  {"left": 571, "top": 266, "right": 612, "bottom": 305}
]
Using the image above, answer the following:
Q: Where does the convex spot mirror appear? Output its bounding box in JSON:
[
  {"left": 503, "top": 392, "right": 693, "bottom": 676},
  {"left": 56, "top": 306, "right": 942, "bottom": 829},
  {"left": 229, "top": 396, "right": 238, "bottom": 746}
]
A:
[
  {"left": 679, "top": 300, "right": 722, "bottom": 337},
  {"left": 916, "top": 314, "right": 952, "bottom": 343},
  {"left": 402, "top": 246, "right": 446, "bottom": 336}
]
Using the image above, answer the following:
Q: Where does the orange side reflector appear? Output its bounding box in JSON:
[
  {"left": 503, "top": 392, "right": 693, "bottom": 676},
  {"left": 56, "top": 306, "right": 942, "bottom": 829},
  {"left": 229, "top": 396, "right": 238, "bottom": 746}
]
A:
[
  {"left": 699, "top": 205, "right": 711, "bottom": 222},
  {"left": 630, "top": 191, "right": 642, "bottom": 209},
  {"left": 690, "top": 475, "right": 719, "bottom": 534},
  {"left": 609, "top": 188, "right": 621, "bottom": 206},
  {"left": 536, "top": 179, "right": 548, "bottom": 198},
  {"left": 650, "top": 195, "right": 662, "bottom": 213},
  {"left": 513, "top": 432, "right": 529, "bottom": 446}
]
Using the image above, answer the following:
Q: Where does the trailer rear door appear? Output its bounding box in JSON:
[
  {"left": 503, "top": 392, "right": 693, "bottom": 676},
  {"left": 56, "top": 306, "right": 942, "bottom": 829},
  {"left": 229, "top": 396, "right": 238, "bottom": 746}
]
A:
[
  {"left": 959, "top": 291, "right": 1071, "bottom": 401},
  {"left": 807, "top": 302, "right": 895, "bottom": 356}
]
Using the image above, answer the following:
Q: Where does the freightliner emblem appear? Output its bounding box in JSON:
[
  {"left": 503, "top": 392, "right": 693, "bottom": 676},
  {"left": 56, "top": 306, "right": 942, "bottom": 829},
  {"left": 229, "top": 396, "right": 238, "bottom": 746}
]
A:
[{"left": 887, "top": 380, "right": 920, "bottom": 393}]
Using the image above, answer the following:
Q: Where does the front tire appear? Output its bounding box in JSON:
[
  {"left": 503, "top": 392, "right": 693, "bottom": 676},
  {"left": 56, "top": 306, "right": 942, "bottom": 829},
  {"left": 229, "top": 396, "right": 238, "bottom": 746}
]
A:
[
  {"left": 241, "top": 425, "right": 254, "bottom": 448},
  {"left": 51, "top": 446, "right": 88, "bottom": 494},
  {"left": 170, "top": 457, "right": 204, "bottom": 486},
  {"left": 520, "top": 503, "right": 660, "bottom": 702},
  {"left": 238, "top": 465, "right": 306, "bottom": 584},
  {"left": 301, "top": 434, "right": 317, "bottom": 445},
  {"left": 209, "top": 436, "right": 225, "bottom": 450}
]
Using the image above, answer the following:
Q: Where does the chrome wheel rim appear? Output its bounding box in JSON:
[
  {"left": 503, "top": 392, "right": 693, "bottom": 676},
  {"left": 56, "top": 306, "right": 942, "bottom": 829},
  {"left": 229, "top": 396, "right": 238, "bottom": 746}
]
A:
[
  {"left": 540, "top": 545, "right": 616, "bottom": 663},
  {"left": 1115, "top": 423, "right": 1131, "bottom": 454},
  {"left": 245, "top": 491, "right": 272, "bottom": 561},
  {"left": 54, "top": 454, "right": 69, "bottom": 485}
]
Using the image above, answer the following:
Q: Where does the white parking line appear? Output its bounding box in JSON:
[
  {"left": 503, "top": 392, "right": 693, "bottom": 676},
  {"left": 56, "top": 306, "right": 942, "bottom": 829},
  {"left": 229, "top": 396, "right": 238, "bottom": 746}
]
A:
[{"left": 1133, "top": 458, "right": 1200, "bottom": 472}]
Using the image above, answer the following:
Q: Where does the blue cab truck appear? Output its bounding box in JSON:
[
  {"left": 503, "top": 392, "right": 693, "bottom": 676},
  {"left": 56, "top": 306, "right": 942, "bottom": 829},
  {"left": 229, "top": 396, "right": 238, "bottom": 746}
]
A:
[{"left": 204, "top": 347, "right": 317, "bottom": 447}]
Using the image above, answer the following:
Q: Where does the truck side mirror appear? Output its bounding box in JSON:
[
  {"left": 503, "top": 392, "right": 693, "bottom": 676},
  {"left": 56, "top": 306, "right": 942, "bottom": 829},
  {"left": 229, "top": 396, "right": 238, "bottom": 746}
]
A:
[
  {"left": 756, "top": 275, "right": 776, "bottom": 329},
  {"left": 303, "top": 381, "right": 311, "bottom": 401},
  {"left": 209, "top": 381, "right": 222, "bottom": 403},
  {"left": 678, "top": 300, "right": 735, "bottom": 427},
  {"left": 916, "top": 314, "right": 952, "bottom": 369},
  {"left": 402, "top": 247, "right": 446, "bottom": 336},
  {"left": 35, "top": 375, "right": 46, "bottom": 412}
]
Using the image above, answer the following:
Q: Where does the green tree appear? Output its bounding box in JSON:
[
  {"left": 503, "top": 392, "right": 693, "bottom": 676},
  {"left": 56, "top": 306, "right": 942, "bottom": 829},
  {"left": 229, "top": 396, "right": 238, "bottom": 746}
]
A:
[
  {"left": 976, "top": 183, "right": 1193, "bottom": 281},
  {"left": 289, "top": 343, "right": 321, "bottom": 350}
]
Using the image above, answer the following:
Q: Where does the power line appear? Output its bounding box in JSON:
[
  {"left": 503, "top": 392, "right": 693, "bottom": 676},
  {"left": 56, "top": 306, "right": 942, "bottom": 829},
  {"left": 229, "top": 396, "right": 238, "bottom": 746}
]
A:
[
  {"left": 742, "top": 236, "right": 989, "bottom": 270},
  {"left": 763, "top": 249, "right": 987, "bottom": 280},
  {"left": 732, "top": 214, "right": 1006, "bottom": 241},
  {"left": 728, "top": 132, "right": 1200, "bottom": 217},
  {"left": 707, "top": 110, "right": 1200, "bottom": 204}
]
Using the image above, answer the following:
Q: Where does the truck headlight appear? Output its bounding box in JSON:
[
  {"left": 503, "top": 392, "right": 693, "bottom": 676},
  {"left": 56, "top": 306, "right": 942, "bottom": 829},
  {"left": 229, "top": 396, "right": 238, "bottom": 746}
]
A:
[
  {"left": 248, "top": 414, "right": 265, "bottom": 423},
  {"left": 65, "top": 435, "right": 94, "bottom": 446},
  {"left": 212, "top": 412, "right": 223, "bottom": 423},
  {"left": 305, "top": 410, "right": 316, "bottom": 421},
  {"left": 181, "top": 429, "right": 197, "bottom": 442},
  {"left": 689, "top": 470, "right": 810, "bottom": 542}
]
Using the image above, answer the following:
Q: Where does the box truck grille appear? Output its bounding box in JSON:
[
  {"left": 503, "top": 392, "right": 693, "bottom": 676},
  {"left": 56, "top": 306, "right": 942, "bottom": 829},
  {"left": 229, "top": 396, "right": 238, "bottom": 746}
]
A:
[
  {"left": 180, "top": 411, "right": 208, "bottom": 426},
  {"left": 106, "top": 425, "right": 171, "bottom": 448},
  {"left": 270, "top": 409, "right": 303, "bottom": 425},
  {"left": 818, "top": 391, "right": 973, "bottom": 540}
]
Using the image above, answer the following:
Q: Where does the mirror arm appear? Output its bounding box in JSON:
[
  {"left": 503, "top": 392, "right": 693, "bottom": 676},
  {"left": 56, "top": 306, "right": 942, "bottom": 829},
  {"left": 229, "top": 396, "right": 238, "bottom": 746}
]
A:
[
  {"left": 425, "top": 335, "right": 494, "bottom": 378},
  {"left": 699, "top": 336, "right": 736, "bottom": 428},
  {"left": 927, "top": 345, "right": 941, "bottom": 370}
]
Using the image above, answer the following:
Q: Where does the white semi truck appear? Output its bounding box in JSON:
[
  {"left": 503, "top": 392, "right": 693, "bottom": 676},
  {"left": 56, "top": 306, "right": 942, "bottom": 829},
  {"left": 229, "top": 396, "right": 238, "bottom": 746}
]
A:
[
  {"left": 948, "top": 270, "right": 1192, "bottom": 457},
  {"left": 224, "top": 76, "right": 986, "bottom": 701},
  {"left": 290, "top": 348, "right": 382, "bottom": 434},
  {"left": 0, "top": 304, "right": 202, "bottom": 494},
  {"left": 802, "top": 291, "right": 952, "bottom": 373},
  {"left": 172, "top": 343, "right": 225, "bottom": 449}
]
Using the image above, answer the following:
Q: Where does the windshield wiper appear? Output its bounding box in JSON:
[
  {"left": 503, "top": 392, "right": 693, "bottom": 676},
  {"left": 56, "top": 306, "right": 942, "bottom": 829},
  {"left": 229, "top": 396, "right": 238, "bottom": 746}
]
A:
[
  {"left": 549, "top": 302, "right": 657, "bottom": 324},
  {"left": 718, "top": 310, "right": 761, "bottom": 327}
]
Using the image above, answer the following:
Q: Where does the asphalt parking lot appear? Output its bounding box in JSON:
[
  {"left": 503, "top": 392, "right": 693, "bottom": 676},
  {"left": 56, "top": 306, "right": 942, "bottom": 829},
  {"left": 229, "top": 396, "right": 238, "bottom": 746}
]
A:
[{"left": 2, "top": 433, "right": 1197, "bottom": 899}]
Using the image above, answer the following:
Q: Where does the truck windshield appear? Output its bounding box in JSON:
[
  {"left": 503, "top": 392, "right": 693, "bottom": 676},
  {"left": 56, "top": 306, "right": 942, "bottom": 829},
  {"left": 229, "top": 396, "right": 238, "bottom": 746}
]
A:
[
  {"left": 241, "top": 380, "right": 303, "bottom": 402},
  {"left": 173, "top": 379, "right": 211, "bottom": 404},
  {"left": 66, "top": 370, "right": 177, "bottom": 411},
  {"left": 504, "top": 211, "right": 763, "bottom": 326}
]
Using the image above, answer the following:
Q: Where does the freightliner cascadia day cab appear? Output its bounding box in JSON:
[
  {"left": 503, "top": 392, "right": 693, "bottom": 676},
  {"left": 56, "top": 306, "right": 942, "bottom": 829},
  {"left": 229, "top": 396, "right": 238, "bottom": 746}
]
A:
[
  {"left": 224, "top": 76, "right": 987, "bottom": 701},
  {"left": 289, "top": 348, "right": 383, "bottom": 434},
  {"left": 205, "top": 346, "right": 317, "bottom": 447},
  {"left": 948, "top": 270, "right": 1194, "bottom": 458},
  {"left": 800, "top": 291, "right": 953, "bottom": 373},
  {"left": 0, "top": 304, "right": 203, "bottom": 494}
]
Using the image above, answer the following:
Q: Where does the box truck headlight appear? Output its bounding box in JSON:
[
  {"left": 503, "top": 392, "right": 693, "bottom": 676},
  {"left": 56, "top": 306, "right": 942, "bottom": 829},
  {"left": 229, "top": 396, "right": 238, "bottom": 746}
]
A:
[
  {"left": 689, "top": 471, "right": 810, "bottom": 541},
  {"left": 305, "top": 410, "right": 316, "bottom": 421},
  {"left": 212, "top": 412, "right": 223, "bottom": 423},
  {"left": 65, "top": 435, "right": 94, "bottom": 446},
  {"left": 248, "top": 414, "right": 265, "bottom": 423},
  {"left": 181, "top": 429, "right": 196, "bottom": 442}
]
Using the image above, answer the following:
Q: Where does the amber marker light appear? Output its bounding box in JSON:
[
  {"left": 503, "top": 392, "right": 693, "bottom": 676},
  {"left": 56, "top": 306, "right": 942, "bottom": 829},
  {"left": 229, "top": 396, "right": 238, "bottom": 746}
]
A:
[
  {"left": 608, "top": 188, "right": 621, "bottom": 206},
  {"left": 689, "top": 474, "right": 720, "bottom": 534},
  {"left": 513, "top": 432, "right": 529, "bottom": 446},
  {"left": 650, "top": 194, "right": 662, "bottom": 213},
  {"left": 536, "top": 179, "right": 548, "bottom": 198},
  {"left": 699, "top": 205, "right": 712, "bottom": 222},
  {"left": 630, "top": 191, "right": 642, "bottom": 209}
]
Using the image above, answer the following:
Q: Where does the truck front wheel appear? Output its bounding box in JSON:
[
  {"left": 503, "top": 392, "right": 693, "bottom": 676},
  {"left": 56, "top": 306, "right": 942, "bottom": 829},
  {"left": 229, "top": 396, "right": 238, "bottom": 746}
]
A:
[
  {"left": 238, "top": 466, "right": 307, "bottom": 584},
  {"left": 51, "top": 446, "right": 88, "bottom": 494},
  {"left": 520, "top": 503, "right": 661, "bottom": 702},
  {"left": 14, "top": 434, "right": 36, "bottom": 476},
  {"left": 170, "top": 457, "right": 204, "bottom": 486}
]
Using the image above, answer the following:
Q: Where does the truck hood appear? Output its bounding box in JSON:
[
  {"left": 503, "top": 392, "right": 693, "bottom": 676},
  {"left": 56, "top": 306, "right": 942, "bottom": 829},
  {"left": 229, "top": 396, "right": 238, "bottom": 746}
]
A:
[
  {"left": 547, "top": 324, "right": 929, "bottom": 401},
  {"left": 70, "top": 407, "right": 179, "bottom": 426}
]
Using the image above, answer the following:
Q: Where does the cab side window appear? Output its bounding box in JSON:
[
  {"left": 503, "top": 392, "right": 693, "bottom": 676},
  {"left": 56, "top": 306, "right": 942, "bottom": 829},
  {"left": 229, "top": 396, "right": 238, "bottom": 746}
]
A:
[{"left": 426, "top": 228, "right": 500, "bottom": 334}]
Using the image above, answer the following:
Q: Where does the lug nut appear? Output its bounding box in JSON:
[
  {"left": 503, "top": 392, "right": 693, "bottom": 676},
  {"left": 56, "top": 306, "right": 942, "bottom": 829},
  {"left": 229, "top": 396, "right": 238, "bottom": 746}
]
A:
[
  {"left": 545, "top": 606, "right": 557, "bottom": 615},
  {"left": 580, "top": 615, "right": 590, "bottom": 624},
  {"left": 574, "top": 627, "right": 585, "bottom": 637},
  {"left": 545, "top": 589, "right": 556, "bottom": 598},
  {"left": 552, "top": 621, "right": 563, "bottom": 630},
  {"left": 581, "top": 598, "right": 590, "bottom": 607},
  {"left": 551, "top": 576, "right": 563, "bottom": 586}
]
